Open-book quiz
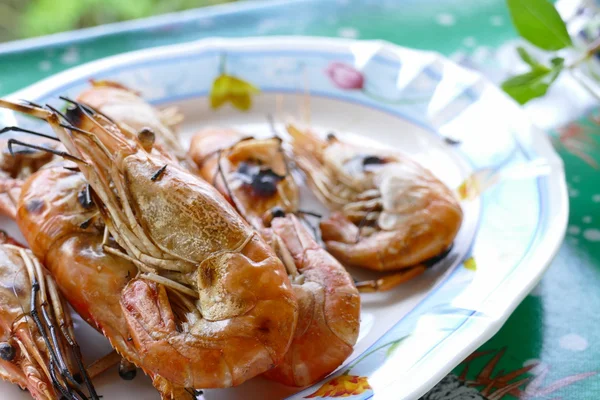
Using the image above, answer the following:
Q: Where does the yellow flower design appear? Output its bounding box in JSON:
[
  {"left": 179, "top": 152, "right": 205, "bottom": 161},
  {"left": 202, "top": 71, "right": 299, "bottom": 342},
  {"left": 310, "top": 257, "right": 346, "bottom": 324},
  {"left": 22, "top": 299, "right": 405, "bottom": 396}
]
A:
[
  {"left": 209, "top": 74, "right": 260, "bottom": 111},
  {"left": 463, "top": 257, "right": 477, "bottom": 271},
  {"left": 305, "top": 374, "right": 372, "bottom": 398},
  {"left": 457, "top": 169, "right": 499, "bottom": 201}
]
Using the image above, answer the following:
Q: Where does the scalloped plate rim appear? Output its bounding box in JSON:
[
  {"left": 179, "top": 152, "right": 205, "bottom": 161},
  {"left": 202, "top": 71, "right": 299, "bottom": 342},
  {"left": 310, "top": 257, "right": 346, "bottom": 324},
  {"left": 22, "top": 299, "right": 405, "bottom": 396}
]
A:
[{"left": 0, "top": 37, "right": 568, "bottom": 400}]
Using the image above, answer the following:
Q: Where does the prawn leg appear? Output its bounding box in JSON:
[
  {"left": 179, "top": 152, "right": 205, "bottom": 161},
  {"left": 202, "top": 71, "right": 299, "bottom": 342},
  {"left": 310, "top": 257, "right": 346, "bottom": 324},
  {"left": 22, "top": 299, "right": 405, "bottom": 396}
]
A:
[
  {"left": 189, "top": 128, "right": 360, "bottom": 387},
  {"left": 0, "top": 240, "right": 99, "bottom": 399},
  {"left": 4, "top": 96, "right": 298, "bottom": 393},
  {"left": 17, "top": 165, "right": 195, "bottom": 399}
]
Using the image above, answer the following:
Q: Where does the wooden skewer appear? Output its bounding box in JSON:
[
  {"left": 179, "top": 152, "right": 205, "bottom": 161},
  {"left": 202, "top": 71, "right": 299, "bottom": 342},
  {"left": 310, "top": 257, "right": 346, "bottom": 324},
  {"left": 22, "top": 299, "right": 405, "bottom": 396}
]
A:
[{"left": 86, "top": 350, "right": 121, "bottom": 379}]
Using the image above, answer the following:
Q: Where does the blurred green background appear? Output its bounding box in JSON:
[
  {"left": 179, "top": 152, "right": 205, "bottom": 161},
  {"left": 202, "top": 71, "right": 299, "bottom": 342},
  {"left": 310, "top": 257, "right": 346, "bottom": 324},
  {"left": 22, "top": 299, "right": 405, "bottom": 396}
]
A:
[{"left": 0, "top": 0, "right": 237, "bottom": 42}]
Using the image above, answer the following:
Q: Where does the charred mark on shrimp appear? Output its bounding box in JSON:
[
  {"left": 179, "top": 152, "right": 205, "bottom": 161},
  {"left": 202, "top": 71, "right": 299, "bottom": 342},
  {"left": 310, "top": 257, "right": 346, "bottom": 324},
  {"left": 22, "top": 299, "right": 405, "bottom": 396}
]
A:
[
  {"left": 118, "top": 359, "right": 137, "bottom": 381},
  {"left": 199, "top": 265, "right": 216, "bottom": 287},
  {"left": 60, "top": 96, "right": 98, "bottom": 122},
  {"left": 423, "top": 244, "right": 454, "bottom": 268},
  {"left": 234, "top": 162, "right": 285, "bottom": 197},
  {"left": 65, "top": 104, "right": 84, "bottom": 126},
  {"left": 270, "top": 206, "right": 286, "bottom": 219},
  {"left": 0, "top": 342, "right": 16, "bottom": 361},
  {"left": 78, "top": 184, "right": 94, "bottom": 209},
  {"left": 25, "top": 199, "right": 45, "bottom": 214},
  {"left": 344, "top": 154, "right": 388, "bottom": 176},
  {"left": 151, "top": 164, "right": 167, "bottom": 181},
  {"left": 79, "top": 218, "right": 93, "bottom": 230}
]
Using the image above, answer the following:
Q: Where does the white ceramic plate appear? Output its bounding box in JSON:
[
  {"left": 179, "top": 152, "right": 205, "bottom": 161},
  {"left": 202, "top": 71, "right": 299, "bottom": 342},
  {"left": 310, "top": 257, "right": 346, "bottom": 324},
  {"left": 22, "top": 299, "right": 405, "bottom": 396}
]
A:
[{"left": 0, "top": 37, "right": 568, "bottom": 400}]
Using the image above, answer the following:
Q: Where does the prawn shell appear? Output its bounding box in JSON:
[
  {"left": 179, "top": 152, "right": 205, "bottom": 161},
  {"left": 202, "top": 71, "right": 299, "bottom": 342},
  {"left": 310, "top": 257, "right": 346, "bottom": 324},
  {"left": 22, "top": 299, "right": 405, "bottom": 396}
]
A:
[
  {"left": 0, "top": 246, "right": 54, "bottom": 399},
  {"left": 264, "top": 215, "right": 360, "bottom": 387},
  {"left": 16, "top": 166, "right": 141, "bottom": 372},
  {"left": 289, "top": 126, "right": 463, "bottom": 271},
  {"left": 188, "top": 128, "right": 299, "bottom": 229},
  {"left": 18, "top": 165, "right": 207, "bottom": 399},
  {"left": 123, "top": 154, "right": 250, "bottom": 268},
  {"left": 119, "top": 155, "right": 299, "bottom": 387}
]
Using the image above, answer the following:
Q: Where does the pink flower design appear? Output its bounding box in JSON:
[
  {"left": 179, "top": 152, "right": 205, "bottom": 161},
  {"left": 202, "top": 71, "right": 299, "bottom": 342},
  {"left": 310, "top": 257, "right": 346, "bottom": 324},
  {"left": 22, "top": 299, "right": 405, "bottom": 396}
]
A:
[
  {"left": 325, "top": 62, "right": 365, "bottom": 90},
  {"left": 553, "top": 123, "right": 600, "bottom": 169}
]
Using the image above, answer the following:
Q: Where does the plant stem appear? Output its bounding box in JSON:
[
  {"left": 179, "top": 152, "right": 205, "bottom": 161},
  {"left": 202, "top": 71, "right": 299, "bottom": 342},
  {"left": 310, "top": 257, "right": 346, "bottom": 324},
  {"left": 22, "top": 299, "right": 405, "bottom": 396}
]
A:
[
  {"left": 568, "top": 37, "right": 600, "bottom": 69},
  {"left": 219, "top": 53, "right": 227, "bottom": 75},
  {"left": 586, "top": 58, "right": 600, "bottom": 83},
  {"left": 569, "top": 69, "right": 600, "bottom": 102}
]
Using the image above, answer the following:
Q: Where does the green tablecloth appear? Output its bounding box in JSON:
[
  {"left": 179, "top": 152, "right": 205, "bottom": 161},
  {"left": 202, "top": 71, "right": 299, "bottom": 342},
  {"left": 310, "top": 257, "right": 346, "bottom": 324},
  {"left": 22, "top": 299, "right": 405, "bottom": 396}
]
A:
[{"left": 1, "top": 1, "right": 598, "bottom": 398}]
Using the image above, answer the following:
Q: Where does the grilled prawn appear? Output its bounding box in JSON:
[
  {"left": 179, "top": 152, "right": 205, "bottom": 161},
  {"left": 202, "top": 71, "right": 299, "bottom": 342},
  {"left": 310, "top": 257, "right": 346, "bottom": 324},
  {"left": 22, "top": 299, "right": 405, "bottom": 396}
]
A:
[
  {"left": 287, "top": 125, "right": 463, "bottom": 273},
  {"left": 189, "top": 128, "right": 299, "bottom": 231},
  {"left": 0, "top": 99, "right": 299, "bottom": 392},
  {"left": 190, "top": 128, "right": 360, "bottom": 387},
  {"left": 77, "top": 81, "right": 183, "bottom": 157},
  {"left": 0, "top": 233, "right": 98, "bottom": 400},
  {"left": 0, "top": 80, "right": 183, "bottom": 219},
  {"left": 0, "top": 136, "right": 57, "bottom": 219},
  {"left": 76, "top": 80, "right": 197, "bottom": 171},
  {"left": 17, "top": 162, "right": 196, "bottom": 399}
]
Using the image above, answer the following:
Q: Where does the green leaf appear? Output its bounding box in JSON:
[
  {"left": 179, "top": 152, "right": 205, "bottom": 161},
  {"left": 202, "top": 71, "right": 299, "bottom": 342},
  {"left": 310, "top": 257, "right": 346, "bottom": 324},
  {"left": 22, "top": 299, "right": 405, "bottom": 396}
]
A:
[
  {"left": 516, "top": 46, "right": 548, "bottom": 71},
  {"left": 506, "top": 0, "right": 572, "bottom": 51},
  {"left": 550, "top": 57, "right": 565, "bottom": 68},
  {"left": 22, "top": 0, "right": 87, "bottom": 37},
  {"left": 501, "top": 57, "right": 565, "bottom": 104}
]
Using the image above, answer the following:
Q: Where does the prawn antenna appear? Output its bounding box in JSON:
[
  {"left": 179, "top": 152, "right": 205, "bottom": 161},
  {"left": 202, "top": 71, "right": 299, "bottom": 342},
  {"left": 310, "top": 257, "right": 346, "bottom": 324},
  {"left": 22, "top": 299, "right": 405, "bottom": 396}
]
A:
[
  {"left": 297, "top": 209, "right": 322, "bottom": 219},
  {"left": 45, "top": 104, "right": 71, "bottom": 124},
  {"left": 28, "top": 279, "right": 89, "bottom": 400},
  {"left": 354, "top": 210, "right": 377, "bottom": 243},
  {"left": 58, "top": 96, "right": 96, "bottom": 116},
  {"left": 59, "top": 96, "right": 116, "bottom": 124},
  {"left": 18, "top": 99, "right": 43, "bottom": 108},
  {"left": 59, "top": 123, "right": 93, "bottom": 136},
  {"left": 267, "top": 114, "right": 283, "bottom": 138},
  {"left": 299, "top": 214, "right": 322, "bottom": 244},
  {"left": 216, "top": 150, "right": 243, "bottom": 216},
  {"left": 7, "top": 139, "right": 85, "bottom": 164},
  {"left": 57, "top": 322, "right": 100, "bottom": 399},
  {"left": 39, "top": 301, "right": 91, "bottom": 400},
  {"left": 274, "top": 134, "right": 293, "bottom": 178},
  {"left": 35, "top": 254, "right": 99, "bottom": 399},
  {"left": 0, "top": 126, "right": 59, "bottom": 141}
]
